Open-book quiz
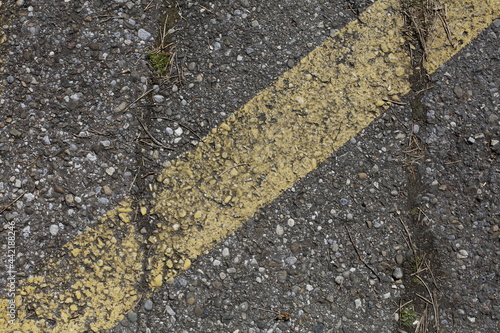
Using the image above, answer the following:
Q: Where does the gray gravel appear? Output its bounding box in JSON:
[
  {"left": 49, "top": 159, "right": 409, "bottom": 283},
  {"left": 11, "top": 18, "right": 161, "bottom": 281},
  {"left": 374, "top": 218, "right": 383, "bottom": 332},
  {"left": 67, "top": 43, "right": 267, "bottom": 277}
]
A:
[
  {"left": 0, "top": 0, "right": 160, "bottom": 279},
  {"left": 1, "top": 0, "right": 499, "bottom": 332}
]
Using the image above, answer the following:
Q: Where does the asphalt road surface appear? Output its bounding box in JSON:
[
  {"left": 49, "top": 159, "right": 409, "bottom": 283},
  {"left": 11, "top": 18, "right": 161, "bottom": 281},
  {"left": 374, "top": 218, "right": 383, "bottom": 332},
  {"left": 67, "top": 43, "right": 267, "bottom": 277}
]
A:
[{"left": 0, "top": 0, "right": 499, "bottom": 332}]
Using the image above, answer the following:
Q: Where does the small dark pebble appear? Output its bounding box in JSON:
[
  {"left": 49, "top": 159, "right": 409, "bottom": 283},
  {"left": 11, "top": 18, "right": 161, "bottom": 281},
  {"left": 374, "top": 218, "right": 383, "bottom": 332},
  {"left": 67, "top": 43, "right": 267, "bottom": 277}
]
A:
[
  {"left": 127, "top": 311, "right": 137, "bottom": 323},
  {"left": 314, "top": 324, "right": 325, "bottom": 333}
]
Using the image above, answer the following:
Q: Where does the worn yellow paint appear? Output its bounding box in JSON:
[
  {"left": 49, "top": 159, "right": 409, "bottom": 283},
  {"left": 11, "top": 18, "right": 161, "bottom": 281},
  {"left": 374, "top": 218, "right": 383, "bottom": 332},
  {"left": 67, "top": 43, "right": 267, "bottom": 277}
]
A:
[
  {"left": 424, "top": 0, "right": 500, "bottom": 73},
  {"left": 1, "top": 0, "right": 498, "bottom": 332},
  {"left": 147, "top": 0, "right": 412, "bottom": 287},
  {"left": 0, "top": 200, "right": 143, "bottom": 332}
]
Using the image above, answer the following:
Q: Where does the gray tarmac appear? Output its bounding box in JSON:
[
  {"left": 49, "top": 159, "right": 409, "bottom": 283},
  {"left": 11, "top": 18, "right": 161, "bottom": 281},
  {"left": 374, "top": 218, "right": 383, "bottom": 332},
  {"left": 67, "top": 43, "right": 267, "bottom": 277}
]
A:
[{"left": 0, "top": 0, "right": 498, "bottom": 332}]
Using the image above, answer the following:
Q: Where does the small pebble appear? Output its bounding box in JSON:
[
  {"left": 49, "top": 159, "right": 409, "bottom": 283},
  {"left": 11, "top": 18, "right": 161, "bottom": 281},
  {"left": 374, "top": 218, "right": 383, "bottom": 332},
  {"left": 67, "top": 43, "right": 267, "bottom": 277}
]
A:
[
  {"left": 457, "top": 249, "right": 469, "bottom": 259},
  {"left": 127, "top": 312, "right": 138, "bottom": 323},
  {"left": 212, "top": 42, "right": 221, "bottom": 51},
  {"left": 137, "top": 28, "right": 152, "bottom": 40},
  {"left": 186, "top": 295, "right": 196, "bottom": 305},
  {"left": 277, "top": 270, "right": 287, "bottom": 283},
  {"left": 276, "top": 224, "right": 284, "bottom": 236},
  {"left": 49, "top": 224, "right": 59, "bottom": 236},
  {"left": 413, "top": 124, "right": 420, "bottom": 134},
  {"left": 153, "top": 95, "right": 164, "bottom": 103},
  {"left": 165, "top": 305, "right": 176, "bottom": 316},
  {"left": 86, "top": 152, "right": 97, "bottom": 161},
  {"left": 395, "top": 254, "right": 404, "bottom": 265},
  {"left": 105, "top": 167, "right": 115, "bottom": 176},
  {"left": 174, "top": 127, "right": 183, "bottom": 136},
  {"left": 103, "top": 186, "right": 112, "bottom": 195},
  {"left": 144, "top": 299, "right": 153, "bottom": 311},
  {"left": 393, "top": 267, "right": 403, "bottom": 280}
]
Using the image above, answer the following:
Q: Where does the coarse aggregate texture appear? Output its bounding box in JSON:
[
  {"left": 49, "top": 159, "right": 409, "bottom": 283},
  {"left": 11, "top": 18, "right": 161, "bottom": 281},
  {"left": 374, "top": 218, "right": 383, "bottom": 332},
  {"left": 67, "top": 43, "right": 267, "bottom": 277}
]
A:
[
  {"left": 147, "top": 0, "right": 412, "bottom": 290},
  {"left": 0, "top": 0, "right": 160, "bottom": 281},
  {"left": 0, "top": 0, "right": 499, "bottom": 332},
  {"left": 415, "top": 26, "right": 500, "bottom": 332}
]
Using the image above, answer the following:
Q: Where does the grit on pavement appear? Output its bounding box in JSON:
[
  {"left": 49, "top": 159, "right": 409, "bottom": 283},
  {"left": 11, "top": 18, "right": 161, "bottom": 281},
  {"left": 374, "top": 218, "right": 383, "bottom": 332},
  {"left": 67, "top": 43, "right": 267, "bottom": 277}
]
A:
[{"left": 0, "top": 0, "right": 499, "bottom": 332}]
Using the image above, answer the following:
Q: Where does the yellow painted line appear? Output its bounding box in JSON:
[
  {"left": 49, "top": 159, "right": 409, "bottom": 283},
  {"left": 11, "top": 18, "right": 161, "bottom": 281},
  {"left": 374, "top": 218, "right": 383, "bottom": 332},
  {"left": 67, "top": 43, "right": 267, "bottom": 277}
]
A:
[{"left": 1, "top": 0, "right": 498, "bottom": 332}]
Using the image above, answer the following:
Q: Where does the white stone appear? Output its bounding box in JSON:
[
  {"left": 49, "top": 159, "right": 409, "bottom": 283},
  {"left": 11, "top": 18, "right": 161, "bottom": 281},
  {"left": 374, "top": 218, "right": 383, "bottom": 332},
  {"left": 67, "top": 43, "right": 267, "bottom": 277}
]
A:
[
  {"left": 457, "top": 249, "right": 469, "bottom": 259},
  {"left": 49, "top": 224, "right": 59, "bottom": 236},
  {"left": 174, "top": 127, "right": 183, "bottom": 136},
  {"left": 153, "top": 95, "right": 165, "bottom": 103},
  {"left": 137, "top": 28, "right": 152, "bottom": 40},
  {"left": 105, "top": 167, "right": 115, "bottom": 176},
  {"left": 276, "top": 225, "right": 284, "bottom": 236},
  {"left": 86, "top": 152, "right": 97, "bottom": 161}
]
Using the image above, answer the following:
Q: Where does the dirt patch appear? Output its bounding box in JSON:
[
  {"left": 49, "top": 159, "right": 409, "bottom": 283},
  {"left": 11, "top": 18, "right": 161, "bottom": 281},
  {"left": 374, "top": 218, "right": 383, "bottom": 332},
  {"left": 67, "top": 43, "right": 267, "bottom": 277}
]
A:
[{"left": 399, "top": 1, "right": 448, "bottom": 332}]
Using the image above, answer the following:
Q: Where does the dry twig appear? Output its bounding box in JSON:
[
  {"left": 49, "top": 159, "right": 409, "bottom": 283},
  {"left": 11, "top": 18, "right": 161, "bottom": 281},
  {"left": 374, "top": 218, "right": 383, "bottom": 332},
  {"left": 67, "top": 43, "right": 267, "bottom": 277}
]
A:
[
  {"left": 344, "top": 225, "right": 381, "bottom": 281},
  {"left": 0, "top": 192, "right": 25, "bottom": 214},
  {"left": 252, "top": 307, "right": 291, "bottom": 321},
  {"left": 138, "top": 119, "right": 174, "bottom": 151}
]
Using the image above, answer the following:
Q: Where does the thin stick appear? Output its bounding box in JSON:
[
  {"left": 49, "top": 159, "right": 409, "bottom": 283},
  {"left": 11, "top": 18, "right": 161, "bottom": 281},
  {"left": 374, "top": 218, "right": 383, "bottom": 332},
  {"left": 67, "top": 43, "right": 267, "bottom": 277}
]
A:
[
  {"left": 404, "top": 10, "right": 428, "bottom": 59},
  {"left": 426, "top": 260, "right": 441, "bottom": 292},
  {"left": 0, "top": 193, "right": 25, "bottom": 214},
  {"left": 138, "top": 139, "right": 165, "bottom": 149},
  {"left": 415, "top": 305, "right": 428, "bottom": 333},
  {"left": 99, "top": 15, "right": 126, "bottom": 23},
  {"left": 128, "top": 167, "right": 140, "bottom": 193},
  {"left": 415, "top": 275, "right": 440, "bottom": 332},
  {"left": 416, "top": 293, "right": 432, "bottom": 304},
  {"left": 382, "top": 98, "right": 407, "bottom": 105},
  {"left": 252, "top": 307, "right": 279, "bottom": 314},
  {"left": 151, "top": 117, "right": 201, "bottom": 140},
  {"left": 399, "top": 218, "right": 417, "bottom": 257},
  {"left": 393, "top": 299, "right": 414, "bottom": 314},
  {"left": 414, "top": 85, "right": 436, "bottom": 95},
  {"left": 144, "top": 0, "right": 154, "bottom": 11},
  {"left": 138, "top": 119, "right": 174, "bottom": 150},
  {"left": 219, "top": 163, "right": 249, "bottom": 176},
  {"left": 122, "top": 88, "right": 154, "bottom": 113},
  {"left": 436, "top": 4, "right": 456, "bottom": 49},
  {"left": 344, "top": 225, "right": 381, "bottom": 281}
]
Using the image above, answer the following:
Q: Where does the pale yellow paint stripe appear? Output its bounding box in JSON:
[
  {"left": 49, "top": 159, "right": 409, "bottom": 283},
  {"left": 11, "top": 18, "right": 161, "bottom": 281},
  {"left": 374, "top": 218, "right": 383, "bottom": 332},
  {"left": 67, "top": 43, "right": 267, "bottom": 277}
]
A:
[
  {"left": 424, "top": 0, "right": 500, "bottom": 73},
  {"left": 0, "top": 1, "right": 498, "bottom": 332}
]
